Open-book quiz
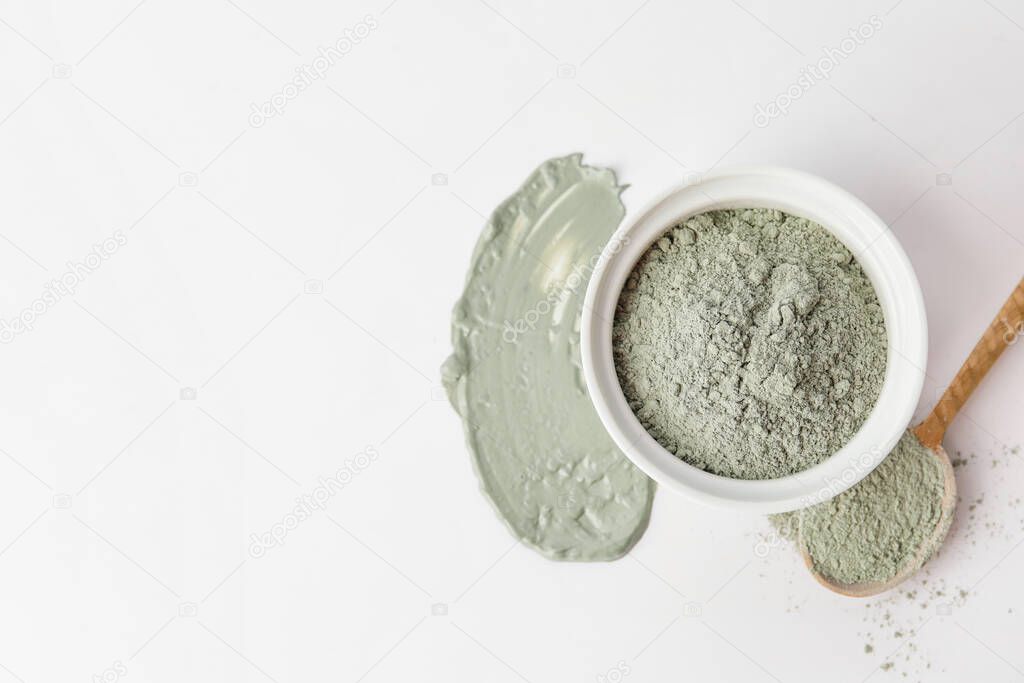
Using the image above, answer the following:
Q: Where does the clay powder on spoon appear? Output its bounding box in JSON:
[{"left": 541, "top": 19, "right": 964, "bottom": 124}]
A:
[{"left": 775, "top": 430, "right": 949, "bottom": 586}]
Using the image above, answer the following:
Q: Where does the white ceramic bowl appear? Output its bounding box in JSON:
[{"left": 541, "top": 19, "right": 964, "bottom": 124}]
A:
[{"left": 580, "top": 167, "right": 927, "bottom": 513}]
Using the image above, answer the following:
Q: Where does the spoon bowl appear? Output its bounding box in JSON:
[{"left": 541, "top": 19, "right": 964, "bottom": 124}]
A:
[
  {"left": 801, "top": 441, "right": 956, "bottom": 597},
  {"left": 801, "top": 277, "right": 1024, "bottom": 596}
]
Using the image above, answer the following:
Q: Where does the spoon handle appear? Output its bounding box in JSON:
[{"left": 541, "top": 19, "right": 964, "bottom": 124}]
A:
[{"left": 914, "top": 277, "right": 1024, "bottom": 450}]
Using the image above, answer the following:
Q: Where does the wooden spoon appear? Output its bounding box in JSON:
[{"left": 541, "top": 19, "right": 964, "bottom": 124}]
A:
[{"left": 803, "top": 277, "right": 1024, "bottom": 597}]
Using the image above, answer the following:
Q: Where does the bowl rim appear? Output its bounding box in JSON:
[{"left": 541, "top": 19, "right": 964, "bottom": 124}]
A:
[{"left": 580, "top": 166, "right": 928, "bottom": 513}]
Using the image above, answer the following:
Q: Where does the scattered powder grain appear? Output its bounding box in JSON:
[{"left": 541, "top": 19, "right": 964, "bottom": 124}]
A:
[{"left": 613, "top": 208, "right": 887, "bottom": 479}]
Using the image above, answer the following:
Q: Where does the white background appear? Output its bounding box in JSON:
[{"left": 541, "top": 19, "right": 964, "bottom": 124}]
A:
[{"left": 1, "top": 0, "right": 1023, "bottom": 681}]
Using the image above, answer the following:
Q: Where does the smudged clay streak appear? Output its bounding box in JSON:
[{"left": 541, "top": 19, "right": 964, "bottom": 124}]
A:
[{"left": 442, "top": 154, "right": 654, "bottom": 561}]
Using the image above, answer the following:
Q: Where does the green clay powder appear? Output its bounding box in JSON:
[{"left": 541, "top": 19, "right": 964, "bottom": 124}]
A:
[
  {"left": 613, "top": 208, "right": 887, "bottom": 479},
  {"left": 783, "top": 430, "right": 951, "bottom": 586}
]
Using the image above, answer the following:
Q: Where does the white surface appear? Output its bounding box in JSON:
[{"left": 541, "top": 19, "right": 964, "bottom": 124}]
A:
[
  {"left": 0, "top": 1, "right": 1023, "bottom": 681},
  {"left": 581, "top": 166, "right": 928, "bottom": 512}
]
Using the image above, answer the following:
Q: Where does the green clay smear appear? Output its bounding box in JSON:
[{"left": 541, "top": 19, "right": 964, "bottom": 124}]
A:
[
  {"left": 781, "top": 430, "right": 951, "bottom": 586},
  {"left": 442, "top": 154, "right": 654, "bottom": 561},
  {"left": 614, "top": 208, "right": 887, "bottom": 479}
]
